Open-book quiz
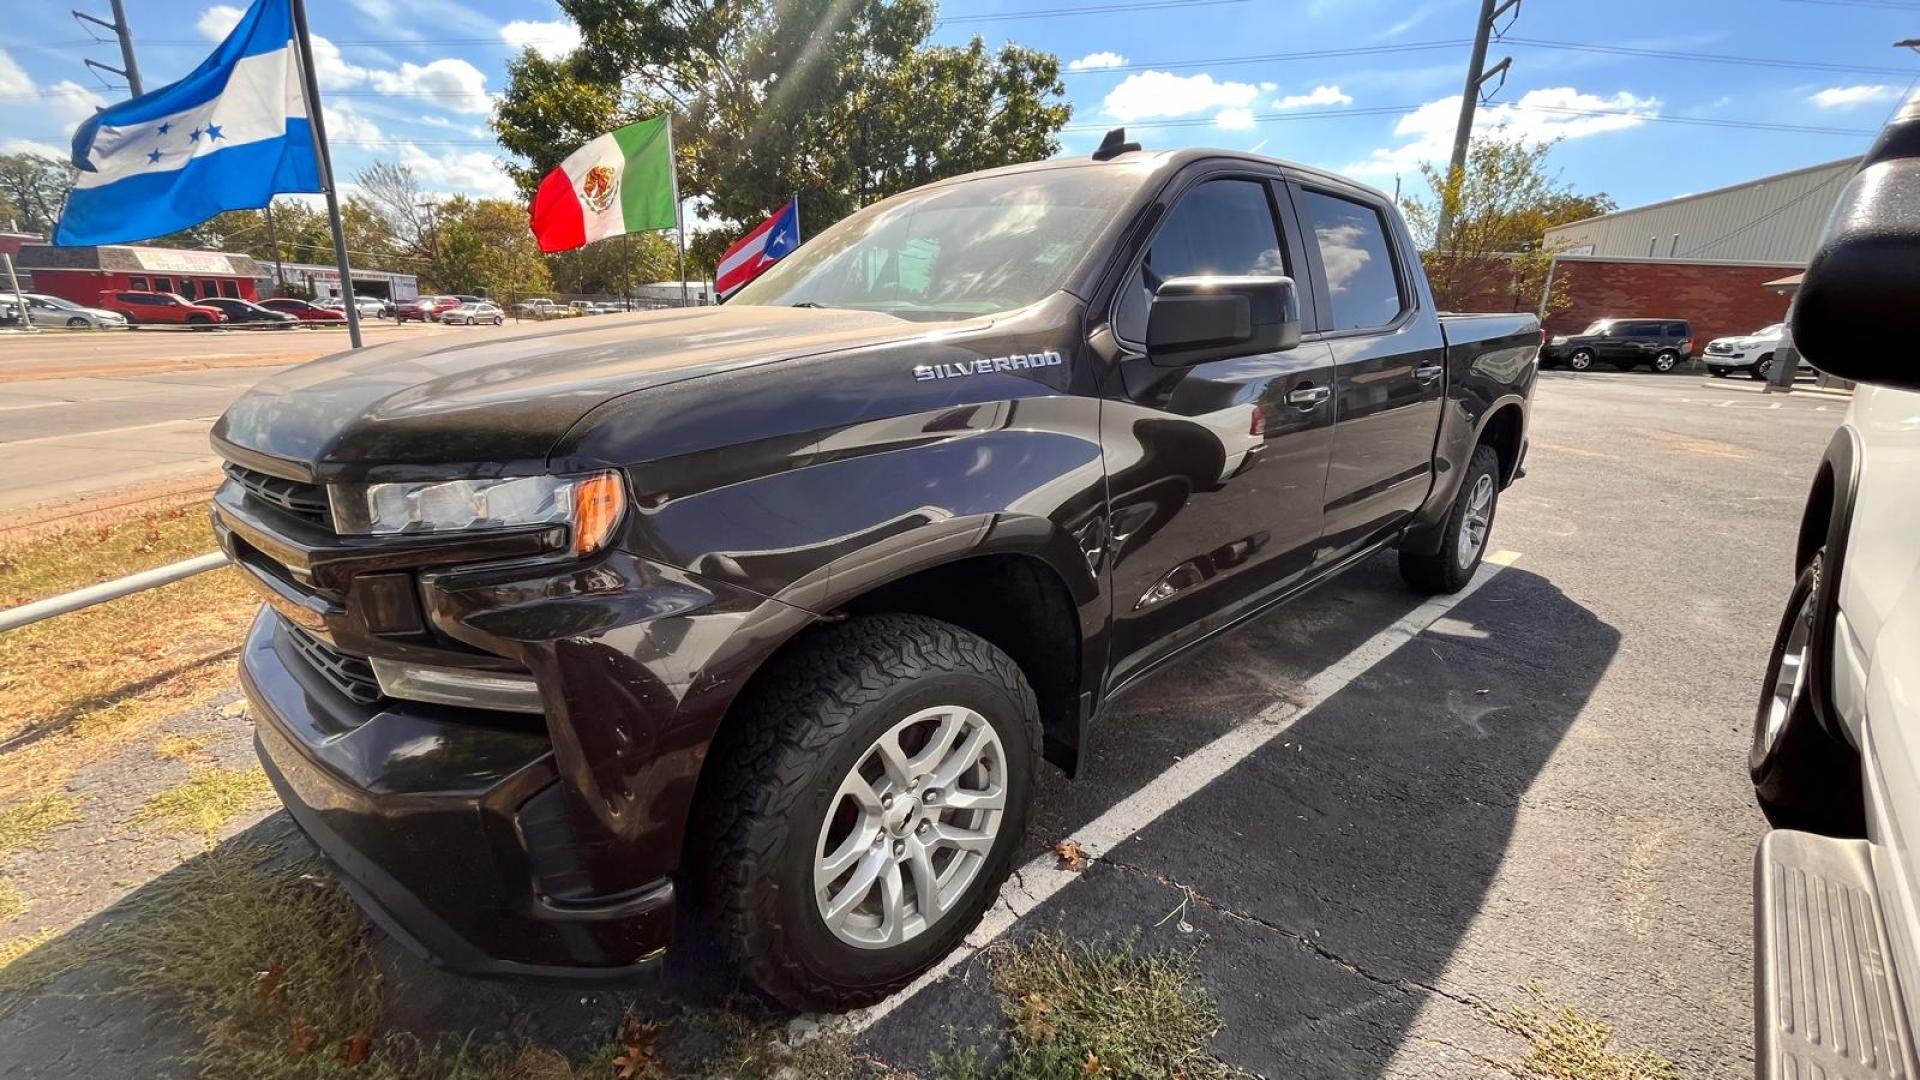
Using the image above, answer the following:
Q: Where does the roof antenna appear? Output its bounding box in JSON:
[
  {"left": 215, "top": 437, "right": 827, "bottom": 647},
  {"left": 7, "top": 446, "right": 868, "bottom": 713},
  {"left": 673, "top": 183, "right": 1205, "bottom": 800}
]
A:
[{"left": 1092, "top": 127, "right": 1141, "bottom": 161}]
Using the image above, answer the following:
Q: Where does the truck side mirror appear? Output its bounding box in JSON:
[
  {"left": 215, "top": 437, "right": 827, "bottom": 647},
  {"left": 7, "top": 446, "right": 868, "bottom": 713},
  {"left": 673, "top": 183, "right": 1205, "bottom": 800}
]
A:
[
  {"left": 1146, "top": 275, "right": 1301, "bottom": 367},
  {"left": 1791, "top": 91, "right": 1920, "bottom": 392}
]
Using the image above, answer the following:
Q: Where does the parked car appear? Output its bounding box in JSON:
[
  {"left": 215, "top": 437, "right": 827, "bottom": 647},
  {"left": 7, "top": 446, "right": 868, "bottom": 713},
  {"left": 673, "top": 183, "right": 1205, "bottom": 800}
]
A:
[
  {"left": 209, "top": 134, "right": 1538, "bottom": 1011},
  {"left": 3, "top": 292, "right": 128, "bottom": 329},
  {"left": 1540, "top": 318, "right": 1693, "bottom": 372},
  {"left": 1748, "top": 94, "right": 1920, "bottom": 1076},
  {"left": 260, "top": 298, "right": 347, "bottom": 324},
  {"left": 514, "top": 297, "right": 577, "bottom": 319},
  {"left": 439, "top": 301, "right": 504, "bottom": 325},
  {"left": 593, "top": 302, "right": 625, "bottom": 315},
  {"left": 397, "top": 296, "right": 460, "bottom": 322},
  {"left": 95, "top": 290, "right": 228, "bottom": 326},
  {"left": 200, "top": 297, "right": 300, "bottom": 329},
  {"left": 569, "top": 300, "right": 596, "bottom": 316},
  {"left": 1701, "top": 322, "right": 1786, "bottom": 380},
  {"left": 319, "top": 295, "right": 394, "bottom": 319}
]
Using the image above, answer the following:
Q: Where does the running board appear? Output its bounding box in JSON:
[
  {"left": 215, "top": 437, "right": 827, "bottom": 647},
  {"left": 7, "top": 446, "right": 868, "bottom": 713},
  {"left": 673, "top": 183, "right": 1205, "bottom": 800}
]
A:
[{"left": 1757, "top": 830, "right": 1919, "bottom": 1079}]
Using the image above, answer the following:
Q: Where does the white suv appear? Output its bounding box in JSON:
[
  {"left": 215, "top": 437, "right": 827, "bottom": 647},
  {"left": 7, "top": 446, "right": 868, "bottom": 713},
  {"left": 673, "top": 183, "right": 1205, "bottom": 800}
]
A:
[
  {"left": 1702, "top": 322, "right": 1787, "bottom": 380},
  {"left": 1750, "top": 94, "right": 1920, "bottom": 1078}
]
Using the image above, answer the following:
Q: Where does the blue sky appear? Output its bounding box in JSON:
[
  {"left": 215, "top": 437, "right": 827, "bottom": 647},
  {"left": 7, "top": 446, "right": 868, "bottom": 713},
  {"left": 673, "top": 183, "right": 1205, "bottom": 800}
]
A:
[{"left": 1, "top": 0, "right": 1915, "bottom": 220}]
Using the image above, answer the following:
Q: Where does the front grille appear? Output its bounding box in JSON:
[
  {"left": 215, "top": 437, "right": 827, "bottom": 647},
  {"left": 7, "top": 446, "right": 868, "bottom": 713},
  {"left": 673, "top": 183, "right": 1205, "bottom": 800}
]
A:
[
  {"left": 224, "top": 463, "right": 331, "bottom": 529},
  {"left": 1706, "top": 342, "right": 1735, "bottom": 354},
  {"left": 286, "top": 626, "right": 384, "bottom": 706}
]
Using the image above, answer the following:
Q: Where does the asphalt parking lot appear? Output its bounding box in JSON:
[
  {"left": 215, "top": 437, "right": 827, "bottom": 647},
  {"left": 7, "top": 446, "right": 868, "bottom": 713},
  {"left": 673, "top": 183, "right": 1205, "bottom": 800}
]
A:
[{"left": 0, "top": 369, "right": 1849, "bottom": 1076}]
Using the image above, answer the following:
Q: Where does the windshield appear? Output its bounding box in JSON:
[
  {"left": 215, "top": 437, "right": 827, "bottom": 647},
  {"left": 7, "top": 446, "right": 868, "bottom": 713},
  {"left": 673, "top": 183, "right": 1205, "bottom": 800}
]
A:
[
  {"left": 1754, "top": 323, "right": 1785, "bottom": 336},
  {"left": 1579, "top": 321, "right": 1612, "bottom": 334},
  {"left": 729, "top": 165, "right": 1142, "bottom": 321}
]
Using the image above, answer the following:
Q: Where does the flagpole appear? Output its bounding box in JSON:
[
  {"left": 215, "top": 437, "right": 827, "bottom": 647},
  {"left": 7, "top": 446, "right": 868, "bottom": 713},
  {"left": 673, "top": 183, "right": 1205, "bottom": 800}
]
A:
[
  {"left": 668, "top": 115, "right": 688, "bottom": 306},
  {"left": 289, "top": 0, "right": 362, "bottom": 348}
]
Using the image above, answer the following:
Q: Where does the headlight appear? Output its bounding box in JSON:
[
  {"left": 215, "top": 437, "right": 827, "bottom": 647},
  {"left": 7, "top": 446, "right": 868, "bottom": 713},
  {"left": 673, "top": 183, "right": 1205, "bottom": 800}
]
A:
[
  {"left": 1548, "top": 336, "right": 1567, "bottom": 345},
  {"left": 328, "top": 471, "right": 626, "bottom": 557}
]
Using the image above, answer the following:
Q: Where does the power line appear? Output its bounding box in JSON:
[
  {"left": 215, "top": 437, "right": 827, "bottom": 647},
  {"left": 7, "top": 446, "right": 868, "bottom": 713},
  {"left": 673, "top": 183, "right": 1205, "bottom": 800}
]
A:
[
  {"left": 1059, "top": 102, "right": 1878, "bottom": 137},
  {"left": 937, "top": 0, "right": 1248, "bottom": 21}
]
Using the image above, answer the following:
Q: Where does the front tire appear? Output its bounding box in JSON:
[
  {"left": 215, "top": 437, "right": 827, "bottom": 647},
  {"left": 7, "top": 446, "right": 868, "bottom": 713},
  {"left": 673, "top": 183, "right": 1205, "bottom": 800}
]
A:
[
  {"left": 1567, "top": 348, "right": 1595, "bottom": 372},
  {"left": 1751, "top": 552, "right": 1863, "bottom": 834},
  {"left": 1751, "top": 355, "right": 1774, "bottom": 381},
  {"left": 1400, "top": 443, "right": 1500, "bottom": 594},
  {"left": 699, "top": 614, "right": 1041, "bottom": 1011},
  {"left": 66, "top": 317, "right": 88, "bottom": 329}
]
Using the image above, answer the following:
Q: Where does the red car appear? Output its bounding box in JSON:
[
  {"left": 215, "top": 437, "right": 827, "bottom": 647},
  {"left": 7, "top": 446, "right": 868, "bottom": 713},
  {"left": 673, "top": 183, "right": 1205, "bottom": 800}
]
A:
[
  {"left": 260, "top": 298, "right": 348, "bottom": 324},
  {"left": 397, "top": 295, "right": 462, "bottom": 323},
  {"left": 95, "top": 289, "right": 228, "bottom": 326}
]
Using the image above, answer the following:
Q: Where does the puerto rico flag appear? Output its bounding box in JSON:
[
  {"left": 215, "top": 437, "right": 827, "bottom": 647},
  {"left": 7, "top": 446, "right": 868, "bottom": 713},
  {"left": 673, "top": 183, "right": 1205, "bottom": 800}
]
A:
[{"left": 715, "top": 199, "right": 801, "bottom": 298}]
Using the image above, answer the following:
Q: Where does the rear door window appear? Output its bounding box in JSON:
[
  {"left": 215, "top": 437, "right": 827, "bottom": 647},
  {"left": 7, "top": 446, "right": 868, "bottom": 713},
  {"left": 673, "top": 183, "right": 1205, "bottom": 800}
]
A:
[
  {"left": 1298, "top": 189, "right": 1405, "bottom": 332},
  {"left": 1665, "top": 322, "right": 1688, "bottom": 337}
]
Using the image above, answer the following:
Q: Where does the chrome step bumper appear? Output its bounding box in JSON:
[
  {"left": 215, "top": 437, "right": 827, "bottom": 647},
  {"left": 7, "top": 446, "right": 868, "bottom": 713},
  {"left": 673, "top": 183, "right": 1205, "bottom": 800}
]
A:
[{"left": 1757, "top": 830, "right": 1919, "bottom": 1079}]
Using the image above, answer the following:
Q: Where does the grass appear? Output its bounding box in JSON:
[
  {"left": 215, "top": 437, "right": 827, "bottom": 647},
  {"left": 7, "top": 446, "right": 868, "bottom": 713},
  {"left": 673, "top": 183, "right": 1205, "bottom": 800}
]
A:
[
  {"left": 0, "top": 792, "right": 81, "bottom": 857},
  {"left": 0, "top": 878, "right": 23, "bottom": 922},
  {"left": 156, "top": 732, "right": 220, "bottom": 762},
  {"left": 0, "top": 502, "right": 220, "bottom": 609},
  {"left": 1489, "top": 983, "right": 1678, "bottom": 1080},
  {"left": 0, "top": 537, "right": 256, "bottom": 804},
  {"left": 130, "top": 767, "right": 275, "bottom": 842},
  {"left": 933, "top": 933, "right": 1238, "bottom": 1080}
]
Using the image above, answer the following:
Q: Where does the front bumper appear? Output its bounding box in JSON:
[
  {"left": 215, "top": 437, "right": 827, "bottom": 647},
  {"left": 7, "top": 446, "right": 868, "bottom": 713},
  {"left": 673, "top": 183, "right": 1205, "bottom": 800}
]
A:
[
  {"left": 1705, "top": 352, "right": 1755, "bottom": 367},
  {"left": 242, "top": 606, "right": 674, "bottom": 977}
]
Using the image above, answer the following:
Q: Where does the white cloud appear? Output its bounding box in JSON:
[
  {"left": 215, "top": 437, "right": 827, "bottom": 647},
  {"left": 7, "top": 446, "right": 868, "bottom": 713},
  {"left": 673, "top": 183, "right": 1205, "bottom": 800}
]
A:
[
  {"left": 500, "top": 19, "right": 582, "bottom": 60},
  {"left": 369, "top": 59, "right": 492, "bottom": 114},
  {"left": 324, "top": 101, "right": 381, "bottom": 143},
  {"left": 198, "top": 4, "right": 365, "bottom": 88},
  {"left": 1274, "top": 84, "right": 1351, "bottom": 110},
  {"left": 1347, "top": 87, "right": 1660, "bottom": 177},
  {"left": 396, "top": 144, "right": 516, "bottom": 200},
  {"left": 1, "top": 138, "right": 67, "bottom": 160},
  {"left": 1067, "top": 51, "right": 1128, "bottom": 71},
  {"left": 45, "top": 80, "right": 108, "bottom": 130},
  {"left": 0, "top": 48, "right": 35, "bottom": 98},
  {"left": 1103, "top": 71, "right": 1262, "bottom": 121},
  {"left": 1810, "top": 84, "right": 1903, "bottom": 109},
  {"left": 1215, "top": 108, "right": 1255, "bottom": 129}
]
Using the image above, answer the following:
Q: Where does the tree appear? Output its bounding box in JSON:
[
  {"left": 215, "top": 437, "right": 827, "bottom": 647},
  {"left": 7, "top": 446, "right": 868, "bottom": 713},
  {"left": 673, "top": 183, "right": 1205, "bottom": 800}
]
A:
[
  {"left": 0, "top": 152, "right": 76, "bottom": 237},
  {"left": 492, "top": 0, "right": 1071, "bottom": 243},
  {"left": 1402, "top": 133, "right": 1616, "bottom": 314}
]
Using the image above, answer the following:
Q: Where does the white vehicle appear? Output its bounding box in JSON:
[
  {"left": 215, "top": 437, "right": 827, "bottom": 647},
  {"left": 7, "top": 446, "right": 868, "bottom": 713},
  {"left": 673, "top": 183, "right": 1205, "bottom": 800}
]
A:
[
  {"left": 1701, "top": 322, "right": 1787, "bottom": 380},
  {"left": 1751, "top": 97, "right": 1920, "bottom": 1078},
  {"left": 319, "top": 295, "right": 392, "bottom": 319},
  {"left": 439, "top": 301, "right": 503, "bottom": 326},
  {"left": 3, "top": 291, "right": 129, "bottom": 329}
]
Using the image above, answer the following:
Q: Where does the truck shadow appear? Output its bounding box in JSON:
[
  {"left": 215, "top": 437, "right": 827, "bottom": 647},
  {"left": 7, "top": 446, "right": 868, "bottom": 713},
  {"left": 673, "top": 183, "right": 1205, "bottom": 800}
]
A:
[{"left": 0, "top": 555, "right": 1618, "bottom": 1078}]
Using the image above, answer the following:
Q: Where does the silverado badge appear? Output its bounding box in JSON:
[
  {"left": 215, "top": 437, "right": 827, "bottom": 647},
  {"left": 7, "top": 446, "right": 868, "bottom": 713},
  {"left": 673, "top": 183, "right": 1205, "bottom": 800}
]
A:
[
  {"left": 579, "top": 166, "right": 617, "bottom": 214},
  {"left": 914, "top": 350, "right": 1064, "bottom": 381}
]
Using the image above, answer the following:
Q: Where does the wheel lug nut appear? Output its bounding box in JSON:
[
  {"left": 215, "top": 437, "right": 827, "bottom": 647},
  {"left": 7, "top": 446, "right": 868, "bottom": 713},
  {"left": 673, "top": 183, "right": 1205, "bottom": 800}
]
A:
[
  {"left": 881, "top": 794, "right": 894, "bottom": 808},
  {"left": 893, "top": 841, "right": 905, "bottom": 857}
]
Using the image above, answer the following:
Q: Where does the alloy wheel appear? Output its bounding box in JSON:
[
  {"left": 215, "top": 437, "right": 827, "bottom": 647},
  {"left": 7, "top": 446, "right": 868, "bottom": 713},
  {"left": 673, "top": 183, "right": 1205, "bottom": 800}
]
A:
[
  {"left": 1762, "top": 581, "right": 1816, "bottom": 756},
  {"left": 814, "top": 705, "right": 1007, "bottom": 950},
  {"left": 1458, "top": 473, "right": 1494, "bottom": 570},
  {"left": 1569, "top": 350, "right": 1593, "bottom": 371}
]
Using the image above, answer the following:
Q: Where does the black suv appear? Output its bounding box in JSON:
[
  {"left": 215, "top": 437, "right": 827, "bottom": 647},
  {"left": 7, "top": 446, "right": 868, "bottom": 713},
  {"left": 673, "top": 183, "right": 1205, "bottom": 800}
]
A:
[{"left": 1541, "top": 318, "right": 1693, "bottom": 372}]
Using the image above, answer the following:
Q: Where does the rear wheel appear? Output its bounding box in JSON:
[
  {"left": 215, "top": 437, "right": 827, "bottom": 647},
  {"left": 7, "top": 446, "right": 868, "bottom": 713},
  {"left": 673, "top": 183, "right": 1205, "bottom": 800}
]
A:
[
  {"left": 1400, "top": 443, "right": 1500, "bottom": 594},
  {"left": 698, "top": 614, "right": 1041, "bottom": 1010},
  {"left": 1750, "top": 551, "right": 1863, "bottom": 834},
  {"left": 1567, "top": 348, "right": 1595, "bottom": 372},
  {"left": 1653, "top": 349, "right": 1680, "bottom": 373}
]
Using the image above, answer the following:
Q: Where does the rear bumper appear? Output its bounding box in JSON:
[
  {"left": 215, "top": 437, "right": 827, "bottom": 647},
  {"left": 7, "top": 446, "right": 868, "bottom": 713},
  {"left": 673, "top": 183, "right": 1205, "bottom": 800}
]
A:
[
  {"left": 242, "top": 607, "right": 674, "bottom": 978},
  {"left": 1755, "top": 829, "right": 1918, "bottom": 1078}
]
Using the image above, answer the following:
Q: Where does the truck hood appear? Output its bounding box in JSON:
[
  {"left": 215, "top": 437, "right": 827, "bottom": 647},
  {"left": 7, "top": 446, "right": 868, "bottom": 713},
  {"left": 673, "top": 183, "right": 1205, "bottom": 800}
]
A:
[{"left": 213, "top": 305, "right": 978, "bottom": 481}]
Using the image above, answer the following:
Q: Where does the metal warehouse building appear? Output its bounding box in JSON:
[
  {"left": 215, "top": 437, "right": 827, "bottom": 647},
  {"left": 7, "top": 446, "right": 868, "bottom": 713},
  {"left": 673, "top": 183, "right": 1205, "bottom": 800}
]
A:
[{"left": 1544, "top": 157, "right": 1858, "bottom": 263}]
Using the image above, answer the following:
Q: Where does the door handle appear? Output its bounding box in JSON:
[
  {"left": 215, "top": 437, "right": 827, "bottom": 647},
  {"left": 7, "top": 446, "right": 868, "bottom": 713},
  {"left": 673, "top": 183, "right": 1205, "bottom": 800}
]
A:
[
  {"left": 1413, "top": 362, "right": 1444, "bottom": 384},
  {"left": 1286, "top": 385, "right": 1330, "bottom": 410}
]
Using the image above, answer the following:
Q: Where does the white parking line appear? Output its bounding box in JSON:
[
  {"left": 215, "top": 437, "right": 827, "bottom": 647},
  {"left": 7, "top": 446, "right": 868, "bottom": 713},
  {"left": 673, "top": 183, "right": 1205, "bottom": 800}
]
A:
[{"left": 828, "top": 550, "right": 1520, "bottom": 1036}]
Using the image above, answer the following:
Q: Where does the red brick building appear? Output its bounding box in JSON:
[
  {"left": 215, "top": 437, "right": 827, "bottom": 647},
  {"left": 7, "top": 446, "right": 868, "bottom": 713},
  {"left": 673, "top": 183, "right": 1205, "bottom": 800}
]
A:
[
  {"left": 1455, "top": 253, "right": 1799, "bottom": 348},
  {"left": 13, "top": 243, "right": 266, "bottom": 307}
]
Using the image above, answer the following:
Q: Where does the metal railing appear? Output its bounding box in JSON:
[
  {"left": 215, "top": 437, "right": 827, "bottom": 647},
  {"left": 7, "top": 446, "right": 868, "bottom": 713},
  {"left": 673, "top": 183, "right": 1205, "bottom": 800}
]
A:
[{"left": 0, "top": 550, "right": 227, "bottom": 633}]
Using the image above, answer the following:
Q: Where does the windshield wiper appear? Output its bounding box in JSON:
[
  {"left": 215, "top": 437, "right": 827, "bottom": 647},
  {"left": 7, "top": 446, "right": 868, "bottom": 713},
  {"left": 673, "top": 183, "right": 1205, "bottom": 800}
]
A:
[{"left": 791, "top": 301, "right": 830, "bottom": 309}]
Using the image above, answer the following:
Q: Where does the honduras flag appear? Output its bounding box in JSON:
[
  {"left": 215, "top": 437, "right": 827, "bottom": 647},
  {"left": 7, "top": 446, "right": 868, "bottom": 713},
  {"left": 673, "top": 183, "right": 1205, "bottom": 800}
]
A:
[{"left": 54, "top": 0, "right": 320, "bottom": 246}]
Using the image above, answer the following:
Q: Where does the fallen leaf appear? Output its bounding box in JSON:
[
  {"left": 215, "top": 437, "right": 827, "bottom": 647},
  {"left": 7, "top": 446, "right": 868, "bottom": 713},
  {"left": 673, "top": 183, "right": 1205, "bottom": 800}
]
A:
[
  {"left": 344, "top": 1028, "right": 372, "bottom": 1067},
  {"left": 612, "top": 1012, "right": 662, "bottom": 1079},
  {"left": 255, "top": 962, "right": 285, "bottom": 1001},
  {"left": 1052, "top": 839, "right": 1088, "bottom": 871},
  {"left": 289, "top": 1016, "right": 318, "bottom": 1056},
  {"left": 1083, "top": 1049, "right": 1101, "bottom": 1075}
]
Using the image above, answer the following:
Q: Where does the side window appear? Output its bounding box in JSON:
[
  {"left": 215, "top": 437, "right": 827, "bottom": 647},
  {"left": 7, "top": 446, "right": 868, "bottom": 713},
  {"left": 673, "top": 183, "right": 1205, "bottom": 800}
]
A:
[
  {"left": 1666, "top": 322, "right": 1687, "bottom": 337},
  {"left": 128, "top": 276, "right": 148, "bottom": 290},
  {"left": 1299, "top": 189, "right": 1404, "bottom": 332},
  {"left": 1626, "top": 324, "right": 1659, "bottom": 338},
  {"left": 1115, "top": 177, "right": 1286, "bottom": 343}
]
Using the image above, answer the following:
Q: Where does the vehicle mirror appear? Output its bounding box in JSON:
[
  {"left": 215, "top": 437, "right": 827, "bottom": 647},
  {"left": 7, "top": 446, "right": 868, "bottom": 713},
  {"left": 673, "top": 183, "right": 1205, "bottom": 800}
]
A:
[
  {"left": 1791, "top": 91, "right": 1920, "bottom": 392},
  {"left": 1146, "top": 275, "right": 1300, "bottom": 367}
]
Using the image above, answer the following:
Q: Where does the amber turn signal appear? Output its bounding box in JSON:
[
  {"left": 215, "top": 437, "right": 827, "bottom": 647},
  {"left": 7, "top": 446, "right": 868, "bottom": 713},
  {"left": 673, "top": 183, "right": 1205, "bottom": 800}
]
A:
[{"left": 571, "top": 471, "right": 627, "bottom": 556}]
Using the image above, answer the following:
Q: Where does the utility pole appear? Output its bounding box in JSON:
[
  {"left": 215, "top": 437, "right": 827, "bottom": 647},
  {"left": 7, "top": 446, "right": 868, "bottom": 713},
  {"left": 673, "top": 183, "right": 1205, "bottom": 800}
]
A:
[
  {"left": 72, "top": 0, "right": 144, "bottom": 96},
  {"left": 1436, "top": 0, "right": 1518, "bottom": 244},
  {"left": 264, "top": 202, "right": 286, "bottom": 290}
]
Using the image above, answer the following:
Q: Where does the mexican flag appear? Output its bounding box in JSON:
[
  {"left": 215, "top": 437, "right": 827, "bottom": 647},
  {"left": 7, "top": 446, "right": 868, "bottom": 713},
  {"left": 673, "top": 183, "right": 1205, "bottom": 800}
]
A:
[{"left": 529, "top": 116, "right": 677, "bottom": 254}]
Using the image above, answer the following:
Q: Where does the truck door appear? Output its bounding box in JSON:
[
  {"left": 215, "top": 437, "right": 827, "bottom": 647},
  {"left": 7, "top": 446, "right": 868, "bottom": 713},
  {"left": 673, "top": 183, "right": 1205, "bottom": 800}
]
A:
[
  {"left": 1292, "top": 184, "right": 1446, "bottom": 555},
  {"left": 1102, "top": 170, "right": 1338, "bottom": 687}
]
